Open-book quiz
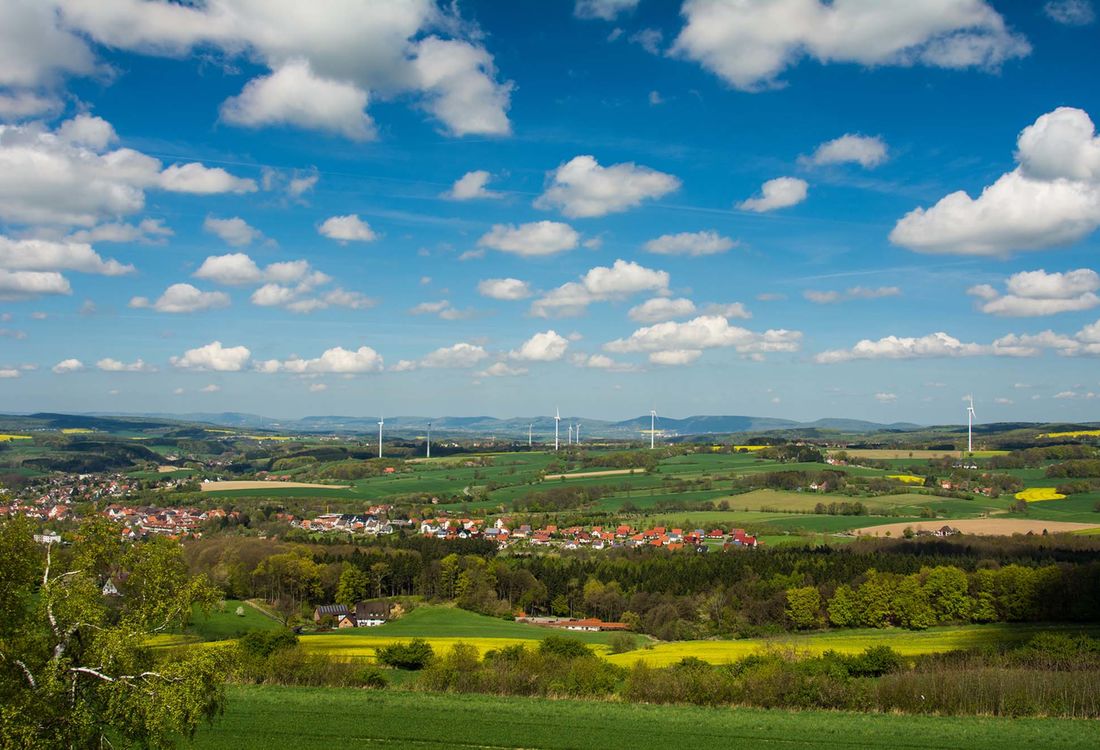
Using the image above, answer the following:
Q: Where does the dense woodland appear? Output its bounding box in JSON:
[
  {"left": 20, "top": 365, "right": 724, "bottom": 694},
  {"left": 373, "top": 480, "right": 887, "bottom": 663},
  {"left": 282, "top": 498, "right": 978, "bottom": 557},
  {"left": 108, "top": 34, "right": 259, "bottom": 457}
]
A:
[{"left": 184, "top": 534, "right": 1100, "bottom": 638}]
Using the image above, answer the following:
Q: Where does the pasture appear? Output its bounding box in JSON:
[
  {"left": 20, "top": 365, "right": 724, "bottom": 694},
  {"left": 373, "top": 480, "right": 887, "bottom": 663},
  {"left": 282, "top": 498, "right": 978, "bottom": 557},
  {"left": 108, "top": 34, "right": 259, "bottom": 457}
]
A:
[
  {"left": 200, "top": 480, "right": 350, "bottom": 492},
  {"left": 187, "top": 686, "right": 1100, "bottom": 750}
]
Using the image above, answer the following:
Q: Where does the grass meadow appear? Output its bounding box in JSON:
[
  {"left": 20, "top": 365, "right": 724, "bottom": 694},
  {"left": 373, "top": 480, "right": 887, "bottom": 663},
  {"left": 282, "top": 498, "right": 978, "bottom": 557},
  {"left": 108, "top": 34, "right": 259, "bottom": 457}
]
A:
[{"left": 186, "top": 686, "right": 1100, "bottom": 749}]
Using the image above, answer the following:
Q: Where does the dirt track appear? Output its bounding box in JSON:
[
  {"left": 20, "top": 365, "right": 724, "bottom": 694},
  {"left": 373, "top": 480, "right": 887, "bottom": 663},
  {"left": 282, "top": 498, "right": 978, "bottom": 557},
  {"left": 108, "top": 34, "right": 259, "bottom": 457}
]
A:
[
  {"left": 543, "top": 469, "right": 639, "bottom": 480},
  {"left": 852, "top": 518, "right": 1100, "bottom": 537},
  {"left": 200, "top": 480, "right": 349, "bottom": 492}
]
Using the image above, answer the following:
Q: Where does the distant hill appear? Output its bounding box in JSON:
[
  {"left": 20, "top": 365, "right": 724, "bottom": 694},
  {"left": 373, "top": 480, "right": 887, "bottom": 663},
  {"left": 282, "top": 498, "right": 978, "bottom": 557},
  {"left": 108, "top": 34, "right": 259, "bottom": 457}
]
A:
[{"left": 7, "top": 412, "right": 1096, "bottom": 440}]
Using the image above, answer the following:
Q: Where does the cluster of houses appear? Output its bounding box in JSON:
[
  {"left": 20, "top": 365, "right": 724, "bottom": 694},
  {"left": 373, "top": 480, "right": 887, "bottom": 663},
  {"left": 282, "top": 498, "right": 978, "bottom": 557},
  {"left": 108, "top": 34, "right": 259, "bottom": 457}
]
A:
[
  {"left": 515, "top": 615, "right": 630, "bottom": 631},
  {"left": 313, "top": 600, "right": 394, "bottom": 628},
  {"left": 102, "top": 503, "right": 241, "bottom": 538},
  {"left": 0, "top": 473, "right": 145, "bottom": 523},
  {"left": 418, "top": 517, "right": 759, "bottom": 551},
  {"left": 292, "top": 506, "right": 412, "bottom": 535}
]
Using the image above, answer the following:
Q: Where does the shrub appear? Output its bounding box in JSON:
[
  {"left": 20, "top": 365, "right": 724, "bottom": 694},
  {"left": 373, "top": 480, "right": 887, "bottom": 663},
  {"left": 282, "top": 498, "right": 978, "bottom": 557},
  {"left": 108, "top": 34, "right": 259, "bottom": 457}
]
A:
[
  {"left": 608, "top": 632, "right": 639, "bottom": 654},
  {"left": 538, "top": 635, "right": 594, "bottom": 659},
  {"left": 376, "top": 638, "right": 435, "bottom": 670},
  {"left": 238, "top": 628, "right": 298, "bottom": 658}
]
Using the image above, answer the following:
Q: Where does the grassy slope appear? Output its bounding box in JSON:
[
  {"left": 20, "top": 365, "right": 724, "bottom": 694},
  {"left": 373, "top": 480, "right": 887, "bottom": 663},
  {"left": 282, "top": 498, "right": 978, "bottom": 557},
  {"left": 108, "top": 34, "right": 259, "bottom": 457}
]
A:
[
  {"left": 186, "top": 600, "right": 282, "bottom": 640},
  {"left": 188, "top": 686, "right": 1100, "bottom": 750}
]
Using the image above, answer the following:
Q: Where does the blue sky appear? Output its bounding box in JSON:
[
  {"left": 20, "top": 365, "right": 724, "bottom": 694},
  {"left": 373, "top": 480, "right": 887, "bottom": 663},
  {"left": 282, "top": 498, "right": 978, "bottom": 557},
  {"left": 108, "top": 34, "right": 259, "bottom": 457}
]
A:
[{"left": 1, "top": 0, "right": 1099, "bottom": 423}]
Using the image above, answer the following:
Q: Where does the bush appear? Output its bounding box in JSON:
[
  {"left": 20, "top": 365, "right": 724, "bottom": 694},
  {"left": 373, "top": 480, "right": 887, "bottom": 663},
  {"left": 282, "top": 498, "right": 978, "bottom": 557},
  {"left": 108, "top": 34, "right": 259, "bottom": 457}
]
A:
[
  {"left": 239, "top": 628, "right": 298, "bottom": 658},
  {"left": 608, "top": 632, "right": 639, "bottom": 654},
  {"left": 538, "top": 635, "right": 594, "bottom": 659},
  {"left": 376, "top": 638, "right": 435, "bottom": 670}
]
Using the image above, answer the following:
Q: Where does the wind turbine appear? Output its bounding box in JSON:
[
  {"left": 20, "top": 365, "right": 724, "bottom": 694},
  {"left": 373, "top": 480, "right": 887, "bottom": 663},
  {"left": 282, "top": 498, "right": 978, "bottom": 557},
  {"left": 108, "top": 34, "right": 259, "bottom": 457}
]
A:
[
  {"left": 528, "top": 423, "right": 533, "bottom": 448},
  {"left": 426, "top": 421, "right": 431, "bottom": 459},
  {"left": 568, "top": 423, "right": 573, "bottom": 445},
  {"left": 575, "top": 423, "right": 581, "bottom": 444},
  {"left": 377, "top": 414, "right": 384, "bottom": 459},
  {"left": 966, "top": 396, "right": 976, "bottom": 453},
  {"left": 649, "top": 409, "right": 657, "bottom": 450},
  {"left": 554, "top": 407, "right": 561, "bottom": 450}
]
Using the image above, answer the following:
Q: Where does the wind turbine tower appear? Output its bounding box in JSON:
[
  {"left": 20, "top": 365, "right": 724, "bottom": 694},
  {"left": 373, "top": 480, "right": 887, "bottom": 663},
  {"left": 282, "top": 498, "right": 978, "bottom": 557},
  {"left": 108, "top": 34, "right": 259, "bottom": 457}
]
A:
[
  {"left": 575, "top": 423, "right": 581, "bottom": 444},
  {"left": 966, "top": 396, "right": 977, "bottom": 453},
  {"left": 377, "top": 415, "right": 384, "bottom": 458},
  {"left": 568, "top": 424, "right": 573, "bottom": 445},
  {"left": 649, "top": 409, "right": 657, "bottom": 450},
  {"left": 426, "top": 421, "right": 431, "bottom": 459},
  {"left": 554, "top": 408, "right": 561, "bottom": 450},
  {"left": 528, "top": 423, "right": 533, "bottom": 448}
]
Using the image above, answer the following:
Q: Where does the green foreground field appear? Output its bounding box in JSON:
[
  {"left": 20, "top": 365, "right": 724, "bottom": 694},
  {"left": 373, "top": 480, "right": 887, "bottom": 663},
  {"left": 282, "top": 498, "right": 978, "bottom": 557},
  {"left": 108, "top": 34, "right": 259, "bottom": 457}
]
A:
[{"left": 187, "top": 686, "right": 1100, "bottom": 750}]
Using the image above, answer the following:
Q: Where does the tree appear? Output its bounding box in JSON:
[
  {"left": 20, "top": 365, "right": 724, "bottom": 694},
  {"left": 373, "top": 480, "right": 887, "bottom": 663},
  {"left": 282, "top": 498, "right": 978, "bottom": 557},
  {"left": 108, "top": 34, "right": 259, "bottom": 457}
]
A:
[
  {"left": 334, "top": 565, "right": 369, "bottom": 607},
  {"left": 784, "top": 586, "right": 823, "bottom": 630},
  {"left": 0, "top": 517, "right": 227, "bottom": 749}
]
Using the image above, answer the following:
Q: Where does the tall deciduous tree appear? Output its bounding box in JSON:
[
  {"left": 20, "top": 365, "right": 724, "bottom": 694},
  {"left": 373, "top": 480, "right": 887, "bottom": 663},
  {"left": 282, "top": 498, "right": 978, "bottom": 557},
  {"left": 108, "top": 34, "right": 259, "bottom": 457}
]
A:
[{"left": 0, "top": 517, "right": 227, "bottom": 749}]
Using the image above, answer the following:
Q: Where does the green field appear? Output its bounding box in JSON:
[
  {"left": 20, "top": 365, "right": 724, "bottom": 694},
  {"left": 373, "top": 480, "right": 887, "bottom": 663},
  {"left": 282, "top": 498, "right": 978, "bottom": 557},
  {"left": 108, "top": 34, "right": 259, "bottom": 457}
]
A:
[
  {"left": 186, "top": 600, "right": 282, "bottom": 640},
  {"left": 299, "top": 606, "right": 622, "bottom": 661},
  {"left": 187, "top": 686, "right": 1100, "bottom": 749}
]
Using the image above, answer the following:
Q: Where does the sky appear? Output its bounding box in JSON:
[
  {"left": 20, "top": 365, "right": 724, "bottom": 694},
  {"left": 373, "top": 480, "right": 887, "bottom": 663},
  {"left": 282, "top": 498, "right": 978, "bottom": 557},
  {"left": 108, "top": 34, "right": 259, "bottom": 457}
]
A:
[{"left": 1, "top": 0, "right": 1099, "bottom": 424}]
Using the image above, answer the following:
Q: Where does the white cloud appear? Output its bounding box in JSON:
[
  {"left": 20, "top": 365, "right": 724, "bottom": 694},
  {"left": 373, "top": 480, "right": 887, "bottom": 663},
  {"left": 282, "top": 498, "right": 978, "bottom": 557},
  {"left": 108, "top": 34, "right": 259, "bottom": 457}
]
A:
[
  {"left": 629, "top": 28, "right": 664, "bottom": 55},
  {"left": 51, "top": 358, "right": 84, "bottom": 374},
  {"left": 0, "top": 269, "right": 71, "bottom": 300},
  {"left": 158, "top": 162, "right": 257, "bottom": 194},
  {"left": 476, "top": 362, "right": 528, "bottom": 377},
  {"left": 1044, "top": 1, "right": 1095, "bottom": 25},
  {"left": 419, "top": 342, "right": 488, "bottom": 369},
  {"left": 644, "top": 230, "right": 737, "bottom": 256},
  {"left": 170, "top": 341, "right": 251, "bottom": 372},
  {"left": 129, "top": 283, "right": 231, "bottom": 314},
  {"left": 967, "top": 268, "right": 1100, "bottom": 316},
  {"left": 0, "top": 1, "right": 96, "bottom": 88},
  {"left": 535, "top": 155, "right": 680, "bottom": 218},
  {"left": 193, "top": 253, "right": 324, "bottom": 287},
  {"left": 738, "top": 177, "right": 808, "bottom": 212},
  {"left": 874, "top": 392, "right": 898, "bottom": 403},
  {"left": 200, "top": 384, "right": 221, "bottom": 393},
  {"left": 478, "top": 221, "right": 579, "bottom": 257},
  {"left": 574, "top": 0, "right": 639, "bottom": 21},
  {"left": 890, "top": 107, "right": 1100, "bottom": 256},
  {"left": 605, "top": 314, "right": 802, "bottom": 365},
  {"left": 51, "top": 1, "right": 512, "bottom": 139},
  {"left": 0, "top": 236, "right": 132, "bottom": 275},
  {"left": 445, "top": 170, "right": 501, "bottom": 200},
  {"left": 220, "top": 58, "right": 375, "bottom": 141},
  {"left": 0, "top": 368, "right": 20, "bottom": 379},
  {"left": 308, "top": 383, "right": 327, "bottom": 392},
  {"left": 628, "top": 297, "right": 696, "bottom": 323},
  {"left": 0, "top": 116, "right": 255, "bottom": 227},
  {"left": 648, "top": 349, "right": 702, "bottom": 366},
  {"left": 570, "top": 353, "right": 637, "bottom": 371},
  {"left": 815, "top": 332, "right": 987, "bottom": 363},
  {"left": 408, "top": 299, "right": 473, "bottom": 320},
  {"left": 531, "top": 259, "right": 669, "bottom": 318},
  {"left": 203, "top": 216, "right": 263, "bottom": 247},
  {"left": 671, "top": 0, "right": 1029, "bottom": 91},
  {"left": 804, "top": 286, "right": 901, "bottom": 304},
  {"left": 96, "top": 357, "right": 153, "bottom": 372},
  {"left": 477, "top": 277, "right": 531, "bottom": 300},
  {"left": 68, "top": 218, "right": 173, "bottom": 244},
  {"left": 702, "top": 302, "right": 752, "bottom": 319},
  {"left": 0, "top": 91, "right": 62, "bottom": 120},
  {"left": 802, "top": 134, "right": 888, "bottom": 168},
  {"left": 318, "top": 214, "right": 378, "bottom": 243},
  {"left": 510, "top": 330, "right": 569, "bottom": 362},
  {"left": 411, "top": 36, "right": 513, "bottom": 137},
  {"left": 257, "top": 346, "right": 384, "bottom": 374}
]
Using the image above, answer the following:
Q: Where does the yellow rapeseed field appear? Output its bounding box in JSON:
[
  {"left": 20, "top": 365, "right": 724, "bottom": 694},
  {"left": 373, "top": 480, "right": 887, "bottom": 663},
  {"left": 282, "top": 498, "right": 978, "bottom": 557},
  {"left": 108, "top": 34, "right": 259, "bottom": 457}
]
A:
[
  {"left": 887, "top": 474, "right": 925, "bottom": 484},
  {"left": 299, "top": 635, "right": 560, "bottom": 662},
  {"left": 733, "top": 445, "right": 768, "bottom": 452},
  {"left": 1015, "top": 487, "right": 1066, "bottom": 502},
  {"left": 0, "top": 434, "right": 32, "bottom": 441},
  {"left": 60, "top": 428, "right": 94, "bottom": 434},
  {"left": 1040, "top": 429, "right": 1100, "bottom": 438}
]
